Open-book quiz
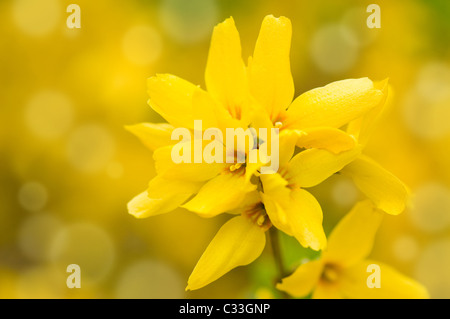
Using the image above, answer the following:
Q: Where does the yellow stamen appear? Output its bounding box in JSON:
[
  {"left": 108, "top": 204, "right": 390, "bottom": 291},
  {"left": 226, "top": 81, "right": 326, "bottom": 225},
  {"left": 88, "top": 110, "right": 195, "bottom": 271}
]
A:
[
  {"left": 256, "top": 214, "right": 266, "bottom": 226},
  {"left": 274, "top": 121, "right": 283, "bottom": 128},
  {"left": 322, "top": 264, "right": 339, "bottom": 283}
]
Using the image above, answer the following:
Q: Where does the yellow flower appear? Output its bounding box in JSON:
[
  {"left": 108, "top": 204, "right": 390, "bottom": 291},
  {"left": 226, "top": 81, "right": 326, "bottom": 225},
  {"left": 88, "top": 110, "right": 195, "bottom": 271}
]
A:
[
  {"left": 125, "top": 14, "right": 405, "bottom": 291},
  {"left": 276, "top": 200, "right": 429, "bottom": 299}
]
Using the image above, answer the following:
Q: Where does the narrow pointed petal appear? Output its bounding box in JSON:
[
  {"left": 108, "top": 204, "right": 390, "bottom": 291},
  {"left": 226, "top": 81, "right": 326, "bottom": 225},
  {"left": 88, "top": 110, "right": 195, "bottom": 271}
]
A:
[
  {"left": 312, "top": 284, "right": 344, "bottom": 299},
  {"left": 260, "top": 173, "right": 292, "bottom": 234},
  {"left": 147, "top": 74, "right": 197, "bottom": 128},
  {"left": 287, "top": 188, "right": 327, "bottom": 251},
  {"left": 249, "top": 15, "right": 294, "bottom": 121},
  {"left": 341, "top": 260, "right": 429, "bottom": 299},
  {"left": 285, "top": 78, "right": 384, "bottom": 129},
  {"left": 323, "top": 200, "right": 384, "bottom": 268},
  {"left": 286, "top": 146, "right": 362, "bottom": 188},
  {"left": 205, "top": 17, "right": 248, "bottom": 117},
  {"left": 186, "top": 216, "right": 266, "bottom": 290},
  {"left": 346, "top": 79, "right": 390, "bottom": 145},
  {"left": 125, "top": 123, "right": 175, "bottom": 151},
  {"left": 127, "top": 176, "right": 203, "bottom": 218},
  {"left": 295, "top": 127, "right": 357, "bottom": 154},
  {"left": 261, "top": 174, "right": 327, "bottom": 251},
  {"left": 279, "top": 129, "right": 305, "bottom": 167},
  {"left": 277, "top": 259, "right": 324, "bottom": 298},
  {"left": 182, "top": 172, "right": 257, "bottom": 218},
  {"left": 341, "top": 155, "right": 410, "bottom": 215},
  {"left": 153, "top": 143, "right": 226, "bottom": 182}
]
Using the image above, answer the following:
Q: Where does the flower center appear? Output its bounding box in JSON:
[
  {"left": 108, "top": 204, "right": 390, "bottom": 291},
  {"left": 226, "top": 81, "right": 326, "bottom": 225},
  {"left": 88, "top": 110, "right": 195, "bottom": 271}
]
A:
[
  {"left": 321, "top": 263, "right": 341, "bottom": 283},
  {"left": 243, "top": 202, "right": 272, "bottom": 231},
  {"left": 229, "top": 162, "right": 244, "bottom": 172}
]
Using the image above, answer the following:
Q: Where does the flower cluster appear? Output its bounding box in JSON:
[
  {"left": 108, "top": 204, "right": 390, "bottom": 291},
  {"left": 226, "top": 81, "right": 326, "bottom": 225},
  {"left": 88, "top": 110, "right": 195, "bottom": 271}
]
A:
[{"left": 126, "top": 15, "right": 428, "bottom": 298}]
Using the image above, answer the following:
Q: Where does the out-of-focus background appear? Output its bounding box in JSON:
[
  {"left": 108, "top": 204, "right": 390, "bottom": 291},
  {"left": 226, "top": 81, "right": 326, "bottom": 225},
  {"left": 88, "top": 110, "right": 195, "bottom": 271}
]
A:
[{"left": 1, "top": 0, "right": 450, "bottom": 298}]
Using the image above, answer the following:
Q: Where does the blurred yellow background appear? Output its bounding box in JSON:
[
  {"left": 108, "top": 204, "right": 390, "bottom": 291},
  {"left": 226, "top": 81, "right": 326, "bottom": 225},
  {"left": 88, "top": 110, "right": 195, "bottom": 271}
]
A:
[{"left": 1, "top": 0, "right": 450, "bottom": 298}]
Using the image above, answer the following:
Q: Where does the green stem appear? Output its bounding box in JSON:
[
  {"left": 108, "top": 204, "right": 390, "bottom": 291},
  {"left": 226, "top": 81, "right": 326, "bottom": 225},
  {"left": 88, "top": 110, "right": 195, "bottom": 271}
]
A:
[{"left": 269, "top": 227, "right": 290, "bottom": 298}]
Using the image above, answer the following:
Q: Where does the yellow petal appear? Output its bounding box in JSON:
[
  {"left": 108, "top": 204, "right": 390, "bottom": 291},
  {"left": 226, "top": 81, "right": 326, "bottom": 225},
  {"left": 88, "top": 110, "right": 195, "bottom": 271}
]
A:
[
  {"left": 346, "top": 79, "right": 390, "bottom": 145},
  {"left": 245, "top": 148, "right": 268, "bottom": 182},
  {"left": 261, "top": 190, "right": 292, "bottom": 237},
  {"left": 295, "top": 127, "right": 357, "bottom": 154},
  {"left": 323, "top": 200, "right": 384, "bottom": 268},
  {"left": 287, "top": 188, "right": 327, "bottom": 251},
  {"left": 279, "top": 129, "right": 305, "bottom": 167},
  {"left": 276, "top": 259, "right": 324, "bottom": 298},
  {"left": 312, "top": 283, "right": 344, "bottom": 299},
  {"left": 341, "top": 155, "right": 410, "bottom": 215},
  {"left": 147, "top": 174, "right": 203, "bottom": 198},
  {"left": 153, "top": 143, "right": 226, "bottom": 182},
  {"left": 261, "top": 174, "right": 326, "bottom": 251},
  {"left": 286, "top": 146, "right": 362, "bottom": 188},
  {"left": 127, "top": 176, "right": 203, "bottom": 218},
  {"left": 147, "top": 74, "right": 197, "bottom": 128},
  {"left": 248, "top": 15, "right": 294, "bottom": 121},
  {"left": 284, "top": 78, "right": 384, "bottom": 129},
  {"left": 125, "top": 123, "right": 175, "bottom": 151},
  {"left": 340, "top": 260, "right": 429, "bottom": 299},
  {"left": 227, "top": 190, "right": 262, "bottom": 215},
  {"left": 182, "top": 172, "right": 257, "bottom": 218},
  {"left": 192, "top": 88, "right": 239, "bottom": 131},
  {"left": 205, "top": 17, "right": 248, "bottom": 119},
  {"left": 186, "top": 216, "right": 266, "bottom": 290}
]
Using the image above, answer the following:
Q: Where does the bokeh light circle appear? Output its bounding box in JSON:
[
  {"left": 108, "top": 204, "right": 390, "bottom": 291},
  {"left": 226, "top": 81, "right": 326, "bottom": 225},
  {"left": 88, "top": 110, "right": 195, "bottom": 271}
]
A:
[
  {"left": 114, "top": 259, "right": 184, "bottom": 299},
  {"left": 415, "top": 239, "right": 450, "bottom": 298},
  {"left": 310, "top": 24, "right": 358, "bottom": 74},
  {"left": 159, "top": 0, "right": 218, "bottom": 44},
  {"left": 331, "top": 178, "right": 359, "bottom": 208},
  {"left": 409, "top": 183, "right": 450, "bottom": 233},
  {"left": 18, "top": 181, "right": 48, "bottom": 212},
  {"left": 122, "top": 25, "right": 162, "bottom": 66},
  {"left": 12, "top": 0, "right": 61, "bottom": 37},
  {"left": 18, "top": 213, "right": 63, "bottom": 262},
  {"left": 402, "top": 62, "right": 450, "bottom": 139},
  {"left": 392, "top": 235, "right": 419, "bottom": 262},
  {"left": 25, "top": 90, "right": 74, "bottom": 140},
  {"left": 49, "top": 223, "right": 116, "bottom": 285},
  {"left": 67, "top": 124, "right": 115, "bottom": 173}
]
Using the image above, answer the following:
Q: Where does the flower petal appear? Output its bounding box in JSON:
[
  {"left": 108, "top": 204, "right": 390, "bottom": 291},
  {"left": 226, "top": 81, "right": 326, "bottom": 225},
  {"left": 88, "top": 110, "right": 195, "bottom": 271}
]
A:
[
  {"left": 312, "top": 283, "right": 344, "bottom": 299},
  {"left": 182, "top": 172, "right": 257, "bottom": 218},
  {"left": 286, "top": 146, "right": 362, "bottom": 188},
  {"left": 205, "top": 17, "right": 248, "bottom": 118},
  {"left": 286, "top": 189, "right": 327, "bottom": 251},
  {"left": 285, "top": 78, "right": 384, "bottom": 130},
  {"left": 128, "top": 180, "right": 200, "bottom": 219},
  {"left": 125, "top": 123, "right": 175, "bottom": 151},
  {"left": 276, "top": 259, "right": 324, "bottom": 298},
  {"left": 295, "top": 127, "right": 357, "bottom": 154},
  {"left": 153, "top": 143, "right": 226, "bottom": 182},
  {"left": 341, "top": 155, "right": 409, "bottom": 215},
  {"left": 147, "top": 74, "right": 197, "bottom": 128},
  {"left": 248, "top": 15, "right": 294, "bottom": 121},
  {"left": 279, "top": 129, "right": 305, "bottom": 167},
  {"left": 186, "top": 216, "right": 266, "bottom": 290},
  {"left": 346, "top": 79, "right": 390, "bottom": 145},
  {"left": 261, "top": 174, "right": 326, "bottom": 251},
  {"left": 340, "top": 260, "right": 429, "bottom": 299},
  {"left": 322, "top": 200, "right": 384, "bottom": 268}
]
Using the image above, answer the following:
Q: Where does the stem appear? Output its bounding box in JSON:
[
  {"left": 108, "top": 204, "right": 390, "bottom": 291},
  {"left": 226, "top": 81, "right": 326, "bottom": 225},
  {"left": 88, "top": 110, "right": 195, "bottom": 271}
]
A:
[{"left": 269, "top": 227, "right": 290, "bottom": 298}]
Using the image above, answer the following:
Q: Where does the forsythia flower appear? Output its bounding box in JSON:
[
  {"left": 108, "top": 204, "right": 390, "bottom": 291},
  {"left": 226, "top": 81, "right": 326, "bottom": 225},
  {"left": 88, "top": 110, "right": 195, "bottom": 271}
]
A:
[
  {"left": 277, "top": 200, "right": 429, "bottom": 299},
  {"left": 125, "top": 14, "right": 409, "bottom": 291}
]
